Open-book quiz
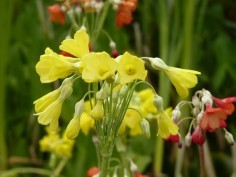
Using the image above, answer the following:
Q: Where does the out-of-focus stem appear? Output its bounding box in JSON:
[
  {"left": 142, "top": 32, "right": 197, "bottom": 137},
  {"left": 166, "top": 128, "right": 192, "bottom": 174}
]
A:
[
  {"left": 199, "top": 145, "right": 205, "bottom": 177},
  {"left": 204, "top": 142, "right": 216, "bottom": 177},
  {"left": 154, "top": 0, "right": 170, "bottom": 176},
  {"left": 0, "top": 0, "right": 14, "bottom": 170}
]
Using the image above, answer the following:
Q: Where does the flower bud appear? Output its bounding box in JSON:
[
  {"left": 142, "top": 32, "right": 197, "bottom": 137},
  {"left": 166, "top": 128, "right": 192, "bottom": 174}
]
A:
[
  {"left": 96, "top": 88, "right": 106, "bottom": 100},
  {"left": 225, "top": 131, "right": 234, "bottom": 145},
  {"left": 196, "top": 111, "right": 204, "bottom": 124},
  {"left": 140, "top": 119, "right": 150, "bottom": 138},
  {"left": 130, "top": 160, "right": 138, "bottom": 172},
  {"left": 119, "top": 85, "right": 128, "bottom": 98},
  {"left": 192, "top": 107, "right": 200, "bottom": 117},
  {"left": 153, "top": 95, "right": 164, "bottom": 111},
  {"left": 191, "top": 126, "right": 205, "bottom": 145},
  {"left": 201, "top": 95, "right": 213, "bottom": 106},
  {"left": 184, "top": 133, "right": 192, "bottom": 147},
  {"left": 172, "top": 108, "right": 181, "bottom": 123},
  {"left": 65, "top": 117, "right": 80, "bottom": 139},
  {"left": 90, "top": 100, "right": 104, "bottom": 120},
  {"left": 192, "top": 95, "right": 200, "bottom": 107}
]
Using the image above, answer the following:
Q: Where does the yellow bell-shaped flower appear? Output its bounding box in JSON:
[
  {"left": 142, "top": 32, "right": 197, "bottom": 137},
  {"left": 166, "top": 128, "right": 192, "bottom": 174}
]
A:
[
  {"left": 36, "top": 48, "right": 80, "bottom": 83},
  {"left": 59, "top": 29, "right": 90, "bottom": 58},
  {"left": 117, "top": 52, "right": 147, "bottom": 85},
  {"left": 90, "top": 100, "right": 104, "bottom": 120},
  {"left": 80, "top": 113, "right": 95, "bottom": 135},
  {"left": 164, "top": 67, "right": 201, "bottom": 98}
]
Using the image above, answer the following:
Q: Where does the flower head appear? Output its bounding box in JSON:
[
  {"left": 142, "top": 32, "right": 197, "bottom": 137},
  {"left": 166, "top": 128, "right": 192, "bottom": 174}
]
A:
[
  {"left": 117, "top": 52, "right": 147, "bottom": 85},
  {"left": 59, "top": 30, "right": 90, "bottom": 58},
  {"left": 81, "top": 52, "right": 118, "bottom": 83},
  {"left": 36, "top": 48, "right": 80, "bottom": 83},
  {"left": 48, "top": 4, "right": 66, "bottom": 25},
  {"left": 212, "top": 96, "right": 236, "bottom": 115},
  {"left": 164, "top": 67, "right": 201, "bottom": 98},
  {"left": 200, "top": 104, "right": 227, "bottom": 132}
]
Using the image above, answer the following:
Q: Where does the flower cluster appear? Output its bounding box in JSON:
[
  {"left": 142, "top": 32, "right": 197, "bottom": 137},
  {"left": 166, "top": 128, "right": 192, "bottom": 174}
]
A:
[
  {"left": 34, "top": 29, "right": 200, "bottom": 176},
  {"left": 39, "top": 128, "right": 75, "bottom": 158},
  {"left": 171, "top": 89, "right": 236, "bottom": 146}
]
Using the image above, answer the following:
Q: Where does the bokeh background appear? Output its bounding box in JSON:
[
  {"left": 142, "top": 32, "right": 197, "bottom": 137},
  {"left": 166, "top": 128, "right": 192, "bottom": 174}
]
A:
[{"left": 0, "top": 0, "right": 236, "bottom": 176}]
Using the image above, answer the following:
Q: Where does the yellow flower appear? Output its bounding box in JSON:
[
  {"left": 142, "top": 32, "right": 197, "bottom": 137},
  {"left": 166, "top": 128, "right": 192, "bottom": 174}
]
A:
[
  {"left": 39, "top": 130, "right": 60, "bottom": 152},
  {"left": 36, "top": 48, "right": 80, "bottom": 83},
  {"left": 59, "top": 29, "right": 90, "bottom": 58},
  {"left": 66, "top": 117, "right": 80, "bottom": 139},
  {"left": 81, "top": 52, "right": 118, "bottom": 83},
  {"left": 34, "top": 89, "right": 61, "bottom": 113},
  {"left": 37, "top": 99, "right": 63, "bottom": 130},
  {"left": 54, "top": 134, "right": 75, "bottom": 158},
  {"left": 157, "top": 108, "right": 178, "bottom": 139},
  {"left": 119, "top": 109, "right": 143, "bottom": 136},
  {"left": 138, "top": 89, "right": 157, "bottom": 116},
  {"left": 80, "top": 113, "right": 95, "bottom": 135},
  {"left": 164, "top": 67, "right": 201, "bottom": 98},
  {"left": 117, "top": 52, "right": 147, "bottom": 85}
]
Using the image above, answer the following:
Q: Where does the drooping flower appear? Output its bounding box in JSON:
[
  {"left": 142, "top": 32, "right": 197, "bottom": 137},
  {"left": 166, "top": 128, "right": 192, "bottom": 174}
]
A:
[
  {"left": 212, "top": 96, "right": 236, "bottom": 115},
  {"left": 34, "top": 89, "right": 61, "bottom": 113},
  {"left": 146, "top": 57, "right": 200, "bottom": 98},
  {"left": 117, "top": 52, "right": 147, "bottom": 85},
  {"left": 48, "top": 4, "right": 66, "bottom": 25},
  {"left": 59, "top": 29, "right": 90, "bottom": 58},
  {"left": 116, "top": 0, "right": 138, "bottom": 28},
  {"left": 191, "top": 125, "right": 206, "bottom": 145},
  {"left": 36, "top": 48, "right": 80, "bottom": 83},
  {"left": 164, "top": 67, "right": 201, "bottom": 98},
  {"left": 81, "top": 52, "right": 118, "bottom": 83},
  {"left": 200, "top": 104, "right": 227, "bottom": 132},
  {"left": 157, "top": 108, "right": 179, "bottom": 139}
]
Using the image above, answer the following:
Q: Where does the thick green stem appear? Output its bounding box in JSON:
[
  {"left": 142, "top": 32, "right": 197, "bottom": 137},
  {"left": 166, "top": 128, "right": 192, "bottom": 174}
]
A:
[
  {"left": 100, "top": 156, "right": 110, "bottom": 177},
  {"left": 0, "top": 0, "right": 14, "bottom": 170}
]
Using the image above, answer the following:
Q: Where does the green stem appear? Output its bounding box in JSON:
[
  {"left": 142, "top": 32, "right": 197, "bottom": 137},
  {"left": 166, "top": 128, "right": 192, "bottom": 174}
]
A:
[
  {"left": 0, "top": 167, "right": 60, "bottom": 177},
  {"left": 100, "top": 156, "right": 110, "bottom": 177},
  {"left": 50, "top": 158, "right": 68, "bottom": 177},
  {"left": 199, "top": 145, "right": 205, "bottom": 177},
  {"left": 0, "top": 0, "right": 14, "bottom": 170}
]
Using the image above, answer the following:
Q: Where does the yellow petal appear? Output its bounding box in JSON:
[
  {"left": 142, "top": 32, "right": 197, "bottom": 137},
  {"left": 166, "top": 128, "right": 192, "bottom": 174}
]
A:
[
  {"left": 165, "top": 67, "right": 201, "bottom": 98},
  {"left": 81, "top": 52, "right": 118, "bottom": 83},
  {"left": 59, "top": 30, "right": 89, "bottom": 58},
  {"left": 80, "top": 113, "right": 95, "bottom": 135},
  {"left": 34, "top": 89, "right": 61, "bottom": 113},
  {"left": 65, "top": 116, "right": 80, "bottom": 139}
]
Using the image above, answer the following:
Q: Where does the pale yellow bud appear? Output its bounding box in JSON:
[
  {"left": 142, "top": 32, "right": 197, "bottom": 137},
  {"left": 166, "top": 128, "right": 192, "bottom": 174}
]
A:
[
  {"left": 66, "top": 117, "right": 80, "bottom": 139},
  {"left": 90, "top": 100, "right": 104, "bottom": 120},
  {"left": 59, "top": 83, "right": 73, "bottom": 100},
  {"left": 153, "top": 95, "right": 164, "bottom": 111},
  {"left": 140, "top": 119, "right": 150, "bottom": 138}
]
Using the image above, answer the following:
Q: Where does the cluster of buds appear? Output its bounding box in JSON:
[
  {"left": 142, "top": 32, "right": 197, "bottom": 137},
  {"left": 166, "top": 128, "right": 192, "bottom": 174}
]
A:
[{"left": 171, "top": 89, "right": 236, "bottom": 147}]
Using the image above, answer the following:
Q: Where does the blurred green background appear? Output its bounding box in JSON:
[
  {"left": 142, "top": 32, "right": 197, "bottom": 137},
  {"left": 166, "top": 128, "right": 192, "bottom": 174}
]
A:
[{"left": 0, "top": 0, "right": 236, "bottom": 176}]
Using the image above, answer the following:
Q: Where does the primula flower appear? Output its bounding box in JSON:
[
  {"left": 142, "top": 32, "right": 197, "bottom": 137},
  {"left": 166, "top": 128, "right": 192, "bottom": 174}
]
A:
[
  {"left": 200, "top": 104, "right": 227, "bottom": 132},
  {"left": 138, "top": 89, "right": 157, "bottom": 116},
  {"left": 212, "top": 96, "right": 236, "bottom": 115},
  {"left": 157, "top": 108, "right": 179, "bottom": 139},
  {"left": 39, "top": 129, "right": 60, "bottom": 152},
  {"left": 164, "top": 67, "right": 201, "bottom": 98},
  {"left": 117, "top": 52, "right": 147, "bottom": 85},
  {"left": 48, "top": 4, "right": 66, "bottom": 25},
  {"left": 37, "top": 99, "right": 63, "bottom": 130},
  {"left": 165, "top": 134, "right": 180, "bottom": 143},
  {"left": 191, "top": 125, "right": 206, "bottom": 145},
  {"left": 59, "top": 29, "right": 90, "bottom": 58},
  {"left": 36, "top": 48, "right": 80, "bottom": 83},
  {"left": 81, "top": 52, "right": 118, "bottom": 83},
  {"left": 34, "top": 89, "right": 61, "bottom": 113},
  {"left": 116, "top": 0, "right": 138, "bottom": 28}
]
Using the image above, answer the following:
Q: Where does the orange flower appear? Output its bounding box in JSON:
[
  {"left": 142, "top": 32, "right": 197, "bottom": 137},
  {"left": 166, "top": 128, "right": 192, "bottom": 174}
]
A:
[
  {"left": 212, "top": 96, "right": 236, "bottom": 115},
  {"left": 87, "top": 167, "right": 100, "bottom": 177},
  {"left": 48, "top": 4, "right": 66, "bottom": 25},
  {"left": 200, "top": 104, "right": 227, "bottom": 132},
  {"left": 116, "top": 0, "right": 138, "bottom": 28}
]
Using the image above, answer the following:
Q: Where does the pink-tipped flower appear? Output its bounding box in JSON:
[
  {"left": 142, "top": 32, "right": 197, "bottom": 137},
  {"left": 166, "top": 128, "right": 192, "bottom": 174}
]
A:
[
  {"left": 87, "top": 167, "right": 100, "bottom": 177},
  {"left": 48, "top": 4, "right": 66, "bottom": 25},
  {"left": 192, "top": 126, "right": 206, "bottom": 145},
  {"left": 200, "top": 104, "right": 227, "bottom": 132},
  {"left": 212, "top": 96, "right": 236, "bottom": 115}
]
